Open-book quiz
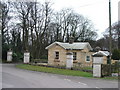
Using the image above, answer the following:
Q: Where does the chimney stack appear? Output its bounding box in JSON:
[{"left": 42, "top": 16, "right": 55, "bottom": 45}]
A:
[
  {"left": 95, "top": 46, "right": 101, "bottom": 52},
  {"left": 69, "top": 37, "right": 74, "bottom": 44}
]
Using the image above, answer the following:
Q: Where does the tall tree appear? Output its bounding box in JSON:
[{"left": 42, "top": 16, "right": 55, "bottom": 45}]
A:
[
  {"left": 1, "top": 2, "right": 11, "bottom": 45},
  {"left": 1, "top": 1, "right": 11, "bottom": 60},
  {"left": 103, "top": 21, "right": 120, "bottom": 50},
  {"left": 1, "top": 1, "right": 98, "bottom": 60},
  {"left": 111, "top": 21, "right": 120, "bottom": 49},
  {"left": 12, "top": 2, "right": 32, "bottom": 51},
  {"left": 53, "top": 9, "right": 97, "bottom": 42}
]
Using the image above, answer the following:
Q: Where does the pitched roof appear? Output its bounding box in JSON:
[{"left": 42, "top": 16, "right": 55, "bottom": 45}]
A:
[
  {"left": 45, "top": 42, "right": 93, "bottom": 50},
  {"left": 92, "top": 51, "right": 110, "bottom": 57},
  {"left": 100, "top": 51, "right": 110, "bottom": 56}
]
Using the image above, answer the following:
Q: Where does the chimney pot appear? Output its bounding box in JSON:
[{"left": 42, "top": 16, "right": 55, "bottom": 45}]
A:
[{"left": 69, "top": 37, "right": 74, "bottom": 44}]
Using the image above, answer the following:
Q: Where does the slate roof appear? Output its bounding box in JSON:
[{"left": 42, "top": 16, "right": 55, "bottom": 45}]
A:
[
  {"left": 92, "top": 51, "right": 110, "bottom": 57},
  {"left": 45, "top": 42, "right": 93, "bottom": 50},
  {"left": 101, "top": 51, "right": 110, "bottom": 56}
]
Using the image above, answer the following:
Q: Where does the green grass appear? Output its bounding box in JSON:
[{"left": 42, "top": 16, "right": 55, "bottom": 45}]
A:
[
  {"left": 82, "top": 67, "right": 93, "bottom": 70},
  {"left": 16, "top": 64, "right": 92, "bottom": 77},
  {"left": 93, "top": 76, "right": 118, "bottom": 80},
  {"left": 73, "top": 66, "right": 93, "bottom": 70},
  {"left": 101, "top": 76, "right": 118, "bottom": 80},
  {"left": 16, "top": 64, "right": 118, "bottom": 80}
]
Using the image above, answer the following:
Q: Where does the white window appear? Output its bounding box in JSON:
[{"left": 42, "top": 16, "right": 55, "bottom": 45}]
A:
[
  {"left": 73, "top": 52, "right": 77, "bottom": 60},
  {"left": 86, "top": 56, "right": 90, "bottom": 62},
  {"left": 55, "top": 52, "right": 59, "bottom": 59}
]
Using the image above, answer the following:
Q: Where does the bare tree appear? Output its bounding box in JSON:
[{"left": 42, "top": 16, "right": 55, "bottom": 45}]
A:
[
  {"left": 103, "top": 21, "right": 120, "bottom": 49},
  {"left": 111, "top": 21, "right": 120, "bottom": 49},
  {"left": 1, "top": 1, "right": 11, "bottom": 44},
  {"left": 1, "top": 1, "right": 12, "bottom": 60},
  {"left": 1, "top": 1, "right": 98, "bottom": 60},
  {"left": 53, "top": 9, "right": 97, "bottom": 42},
  {"left": 12, "top": 2, "right": 33, "bottom": 51}
]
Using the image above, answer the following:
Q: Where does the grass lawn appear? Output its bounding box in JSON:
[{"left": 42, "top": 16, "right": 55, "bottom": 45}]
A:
[
  {"left": 73, "top": 66, "right": 93, "bottom": 71},
  {"left": 82, "top": 67, "right": 93, "bottom": 70},
  {"left": 16, "top": 64, "right": 92, "bottom": 77},
  {"left": 16, "top": 64, "right": 118, "bottom": 80},
  {"left": 100, "top": 76, "right": 118, "bottom": 80}
]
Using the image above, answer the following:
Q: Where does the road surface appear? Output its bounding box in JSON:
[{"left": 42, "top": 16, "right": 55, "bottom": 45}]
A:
[{"left": 1, "top": 64, "right": 118, "bottom": 88}]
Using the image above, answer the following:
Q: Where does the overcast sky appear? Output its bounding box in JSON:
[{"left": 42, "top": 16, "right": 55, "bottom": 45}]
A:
[
  {"left": 8, "top": 0, "right": 120, "bottom": 39},
  {"left": 38, "top": 0, "right": 119, "bottom": 39}
]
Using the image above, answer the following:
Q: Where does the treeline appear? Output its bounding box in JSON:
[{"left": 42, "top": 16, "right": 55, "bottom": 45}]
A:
[
  {"left": 96, "top": 21, "right": 120, "bottom": 60},
  {"left": 96, "top": 21, "right": 120, "bottom": 50},
  {"left": 1, "top": 1, "right": 120, "bottom": 61}
]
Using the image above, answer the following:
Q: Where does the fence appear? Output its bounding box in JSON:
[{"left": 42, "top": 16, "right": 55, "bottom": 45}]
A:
[
  {"left": 101, "top": 62, "right": 119, "bottom": 77},
  {"left": 31, "top": 59, "right": 48, "bottom": 63}
]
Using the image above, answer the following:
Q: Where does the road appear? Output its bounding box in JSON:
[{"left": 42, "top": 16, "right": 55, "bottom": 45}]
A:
[{"left": 1, "top": 64, "right": 118, "bottom": 88}]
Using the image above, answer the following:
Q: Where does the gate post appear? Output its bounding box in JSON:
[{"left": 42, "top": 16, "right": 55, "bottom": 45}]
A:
[
  {"left": 7, "top": 49, "right": 13, "bottom": 62},
  {"left": 66, "top": 52, "right": 73, "bottom": 69},
  {"left": 92, "top": 53, "right": 104, "bottom": 77},
  {"left": 24, "top": 50, "right": 30, "bottom": 63}
]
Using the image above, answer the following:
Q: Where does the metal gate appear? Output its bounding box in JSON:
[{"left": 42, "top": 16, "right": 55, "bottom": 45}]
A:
[
  {"left": 101, "top": 63, "right": 119, "bottom": 77},
  {"left": 101, "top": 64, "right": 111, "bottom": 76}
]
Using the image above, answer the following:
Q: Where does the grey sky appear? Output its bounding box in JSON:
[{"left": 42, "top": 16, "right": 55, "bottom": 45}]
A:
[
  {"left": 7, "top": 0, "right": 120, "bottom": 39},
  {"left": 38, "top": 0, "right": 119, "bottom": 39}
]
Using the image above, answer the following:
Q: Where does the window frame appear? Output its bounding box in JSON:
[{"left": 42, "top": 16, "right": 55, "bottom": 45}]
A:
[
  {"left": 55, "top": 51, "right": 59, "bottom": 59},
  {"left": 73, "top": 52, "right": 77, "bottom": 60},
  {"left": 86, "top": 56, "right": 90, "bottom": 62}
]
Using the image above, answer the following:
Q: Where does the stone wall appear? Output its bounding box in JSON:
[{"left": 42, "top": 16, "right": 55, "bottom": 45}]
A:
[
  {"left": 48, "top": 44, "right": 94, "bottom": 67},
  {"left": 48, "top": 44, "right": 67, "bottom": 66}
]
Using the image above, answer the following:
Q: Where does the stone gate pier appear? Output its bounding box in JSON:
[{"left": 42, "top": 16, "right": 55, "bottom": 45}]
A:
[
  {"left": 7, "top": 49, "right": 13, "bottom": 62},
  {"left": 92, "top": 52, "right": 105, "bottom": 77},
  {"left": 24, "top": 50, "right": 30, "bottom": 63}
]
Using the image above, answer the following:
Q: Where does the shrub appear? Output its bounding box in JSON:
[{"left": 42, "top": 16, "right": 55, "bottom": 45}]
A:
[
  {"left": 112, "top": 49, "right": 120, "bottom": 60},
  {"left": 12, "top": 52, "right": 23, "bottom": 62}
]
